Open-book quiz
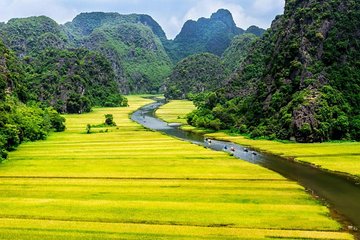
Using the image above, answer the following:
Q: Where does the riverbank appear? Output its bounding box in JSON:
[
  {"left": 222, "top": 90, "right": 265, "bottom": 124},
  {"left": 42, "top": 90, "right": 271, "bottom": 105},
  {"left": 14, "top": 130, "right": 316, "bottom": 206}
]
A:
[{"left": 156, "top": 100, "right": 360, "bottom": 181}]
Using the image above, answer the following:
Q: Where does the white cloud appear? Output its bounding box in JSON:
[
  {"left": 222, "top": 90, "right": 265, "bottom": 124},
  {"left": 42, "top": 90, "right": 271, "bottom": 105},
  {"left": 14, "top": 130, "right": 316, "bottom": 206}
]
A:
[
  {"left": 0, "top": 0, "right": 77, "bottom": 23},
  {"left": 0, "top": 0, "right": 285, "bottom": 39},
  {"left": 251, "top": 0, "right": 284, "bottom": 14},
  {"left": 166, "top": 0, "right": 270, "bottom": 36}
]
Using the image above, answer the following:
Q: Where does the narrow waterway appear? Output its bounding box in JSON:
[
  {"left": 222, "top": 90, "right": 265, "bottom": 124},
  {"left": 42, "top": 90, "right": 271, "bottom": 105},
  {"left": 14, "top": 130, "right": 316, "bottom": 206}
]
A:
[{"left": 131, "top": 100, "right": 360, "bottom": 238}]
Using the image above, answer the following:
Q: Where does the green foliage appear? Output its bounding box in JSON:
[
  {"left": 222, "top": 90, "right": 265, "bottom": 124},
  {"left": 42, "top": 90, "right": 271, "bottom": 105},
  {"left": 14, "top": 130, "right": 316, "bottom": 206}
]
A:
[
  {"left": 47, "top": 108, "right": 66, "bottom": 132},
  {"left": 104, "top": 94, "right": 129, "bottom": 107},
  {"left": 165, "top": 53, "right": 226, "bottom": 99},
  {"left": 104, "top": 114, "right": 116, "bottom": 126},
  {"left": 86, "top": 124, "right": 91, "bottom": 134},
  {"left": 0, "top": 97, "right": 66, "bottom": 162},
  {"left": 66, "top": 94, "right": 91, "bottom": 114},
  {"left": 26, "top": 48, "right": 125, "bottom": 113},
  {"left": 64, "top": 13, "right": 173, "bottom": 94},
  {"left": 222, "top": 34, "right": 259, "bottom": 72},
  {"left": 191, "top": 0, "right": 360, "bottom": 142}
]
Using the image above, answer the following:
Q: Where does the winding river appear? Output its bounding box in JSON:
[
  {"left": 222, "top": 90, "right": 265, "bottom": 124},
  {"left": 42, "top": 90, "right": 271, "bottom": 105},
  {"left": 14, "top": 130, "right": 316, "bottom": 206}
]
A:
[{"left": 131, "top": 100, "right": 360, "bottom": 238}]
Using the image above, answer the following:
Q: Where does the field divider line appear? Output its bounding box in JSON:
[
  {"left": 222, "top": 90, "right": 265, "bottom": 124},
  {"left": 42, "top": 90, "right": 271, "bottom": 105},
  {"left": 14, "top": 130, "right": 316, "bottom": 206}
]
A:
[
  {"left": 0, "top": 216, "right": 342, "bottom": 232},
  {"left": 0, "top": 176, "right": 287, "bottom": 181}
]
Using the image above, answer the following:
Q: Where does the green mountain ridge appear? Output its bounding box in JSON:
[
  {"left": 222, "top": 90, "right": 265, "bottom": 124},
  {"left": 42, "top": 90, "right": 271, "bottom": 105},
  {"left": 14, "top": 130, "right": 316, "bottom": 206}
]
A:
[
  {"left": 165, "top": 9, "right": 265, "bottom": 63},
  {"left": 0, "top": 16, "right": 68, "bottom": 57},
  {"left": 164, "top": 34, "right": 260, "bottom": 99},
  {"left": 165, "top": 53, "right": 226, "bottom": 99},
  {"left": 189, "top": 0, "right": 360, "bottom": 142},
  {"left": 0, "top": 16, "right": 127, "bottom": 112},
  {"left": 64, "top": 13, "right": 172, "bottom": 93},
  {"left": 0, "top": 10, "right": 265, "bottom": 96}
]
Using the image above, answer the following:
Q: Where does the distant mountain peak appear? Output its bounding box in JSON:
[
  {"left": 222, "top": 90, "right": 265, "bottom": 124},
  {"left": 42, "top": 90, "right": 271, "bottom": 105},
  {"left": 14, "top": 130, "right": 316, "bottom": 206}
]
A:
[{"left": 211, "top": 9, "right": 233, "bottom": 20}]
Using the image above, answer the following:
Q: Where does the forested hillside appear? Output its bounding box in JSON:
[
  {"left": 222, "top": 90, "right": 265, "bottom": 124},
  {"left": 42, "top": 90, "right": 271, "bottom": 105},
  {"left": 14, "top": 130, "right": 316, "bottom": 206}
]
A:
[
  {"left": 0, "top": 10, "right": 265, "bottom": 95},
  {"left": 0, "top": 16, "right": 127, "bottom": 112},
  {"left": 222, "top": 33, "right": 259, "bottom": 72},
  {"left": 25, "top": 48, "right": 125, "bottom": 113},
  {"left": 189, "top": 0, "right": 360, "bottom": 142},
  {"left": 0, "top": 40, "right": 65, "bottom": 162},
  {"left": 0, "top": 16, "right": 68, "bottom": 56},
  {"left": 165, "top": 53, "right": 226, "bottom": 99},
  {"left": 64, "top": 12, "right": 173, "bottom": 93}
]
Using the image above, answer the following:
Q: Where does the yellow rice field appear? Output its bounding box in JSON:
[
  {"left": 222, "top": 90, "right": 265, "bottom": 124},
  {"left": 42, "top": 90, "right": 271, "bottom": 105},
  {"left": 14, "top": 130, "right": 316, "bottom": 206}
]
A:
[
  {"left": 157, "top": 100, "right": 360, "bottom": 178},
  {"left": 0, "top": 96, "right": 353, "bottom": 239},
  {"left": 156, "top": 100, "right": 195, "bottom": 124}
]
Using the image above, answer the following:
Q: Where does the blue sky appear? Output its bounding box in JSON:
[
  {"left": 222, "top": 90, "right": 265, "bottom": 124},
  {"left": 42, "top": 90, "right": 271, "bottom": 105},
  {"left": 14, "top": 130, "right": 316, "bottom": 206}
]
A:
[{"left": 0, "top": 0, "right": 285, "bottom": 39}]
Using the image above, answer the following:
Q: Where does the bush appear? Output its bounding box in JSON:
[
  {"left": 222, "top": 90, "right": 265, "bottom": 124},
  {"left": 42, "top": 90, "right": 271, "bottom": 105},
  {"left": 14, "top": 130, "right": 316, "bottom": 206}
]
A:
[
  {"left": 47, "top": 108, "right": 66, "bottom": 132},
  {"left": 250, "top": 126, "right": 267, "bottom": 138},
  {"left": 104, "top": 95, "right": 128, "bottom": 107},
  {"left": 86, "top": 124, "right": 91, "bottom": 134},
  {"left": 105, "top": 114, "right": 116, "bottom": 126}
]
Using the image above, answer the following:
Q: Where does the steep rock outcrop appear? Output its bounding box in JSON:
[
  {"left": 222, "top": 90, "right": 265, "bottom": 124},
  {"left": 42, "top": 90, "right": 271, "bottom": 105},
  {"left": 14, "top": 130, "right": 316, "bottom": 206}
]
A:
[{"left": 193, "top": 0, "right": 360, "bottom": 142}]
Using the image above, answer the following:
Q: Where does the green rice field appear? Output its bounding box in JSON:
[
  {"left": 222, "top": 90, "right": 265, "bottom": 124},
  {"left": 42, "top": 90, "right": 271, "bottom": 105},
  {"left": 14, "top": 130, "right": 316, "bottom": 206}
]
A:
[
  {"left": 0, "top": 96, "right": 353, "bottom": 239},
  {"left": 157, "top": 100, "right": 360, "bottom": 178}
]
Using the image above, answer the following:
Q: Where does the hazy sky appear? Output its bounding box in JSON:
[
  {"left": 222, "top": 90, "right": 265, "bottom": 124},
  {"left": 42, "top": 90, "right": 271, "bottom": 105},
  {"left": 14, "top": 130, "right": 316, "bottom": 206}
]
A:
[{"left": 0, "top": 0, "right": 285, "bottom": 39}]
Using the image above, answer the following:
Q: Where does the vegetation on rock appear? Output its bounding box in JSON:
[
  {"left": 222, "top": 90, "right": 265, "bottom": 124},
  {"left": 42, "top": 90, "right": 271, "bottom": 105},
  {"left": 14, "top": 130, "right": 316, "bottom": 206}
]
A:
[
  {"left": 64, "top": 12, "right": 173, "bottom": 93},
  {"left": 188, "top": 0, "right": 360, "bottom": 142},
  {"left": 222, "top": 33, "right": 259, "bottom": 72},
  {"left": 165, "top": 53, "right": 226, "bottom": 99},
  {"left": 165, "top": 9, "right": 265, "bottom": 63},
  {"left": 25, "top": 48, "right": 125, "bottom": 113},
  {"left": 0, "top": 40, "right": 65, "bottom": 162},
  {"left": 0, "top": 16, "right": 68, "bottom": 57}
]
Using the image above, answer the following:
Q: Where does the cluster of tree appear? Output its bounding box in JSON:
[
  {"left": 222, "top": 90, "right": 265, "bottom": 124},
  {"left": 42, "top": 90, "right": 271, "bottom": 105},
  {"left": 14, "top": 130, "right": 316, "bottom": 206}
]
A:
[
  {"left": 0, "top": 98, "right": 65, "bottom": 162},
  {"left": 185, "top": 0, "right": 360, "bottom": 142}
]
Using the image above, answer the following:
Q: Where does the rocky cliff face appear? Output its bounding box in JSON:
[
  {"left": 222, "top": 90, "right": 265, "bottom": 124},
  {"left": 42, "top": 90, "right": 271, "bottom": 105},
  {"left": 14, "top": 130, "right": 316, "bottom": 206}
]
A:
[
  {"left": 0, "top": 16, "right": 68, "bottom": 57},
  {"left": 64, "top": 12, "right": 172, "bottom": 94},
  {"left": 0, "top": 40, "right": 27, "bottom": 101},
  {"left": 165, "top": 9, "right": 264, "bottom": 63},
  {"left": 165, "top": 53, "right": 226, "bottom": 99},
  {"left": 26, "top": 48, "right": 121, "bottom": 113},
  {"left": 195, "top": 0, "right": 360, "bottom": 142},
  {"left": 222, "top": 33, "right": 259, "bottom": 73}
]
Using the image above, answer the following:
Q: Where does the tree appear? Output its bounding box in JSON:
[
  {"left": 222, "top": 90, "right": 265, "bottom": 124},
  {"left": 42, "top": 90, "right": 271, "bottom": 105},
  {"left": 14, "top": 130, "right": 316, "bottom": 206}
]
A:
[
  {"left": 86, "top": 124, "right": 91, "bottom": 134},
  {"left": 105, "top": 114, "right": 116, "bottom": 126}
]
